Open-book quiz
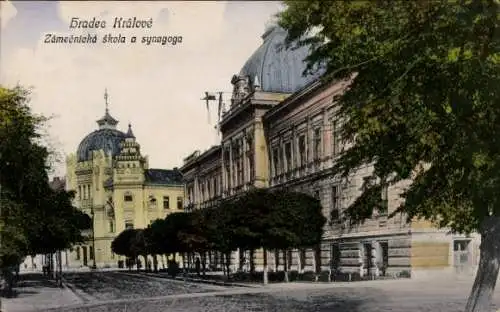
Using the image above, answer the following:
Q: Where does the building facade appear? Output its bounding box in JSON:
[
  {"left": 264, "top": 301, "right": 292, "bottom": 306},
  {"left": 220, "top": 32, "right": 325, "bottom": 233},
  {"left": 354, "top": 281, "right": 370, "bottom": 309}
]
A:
[
  {"left": 65, "top": 92, "right": 184, "bottom": 269},
  {"left": 180, "top": 25, "right": 480, "bottom": 278}
]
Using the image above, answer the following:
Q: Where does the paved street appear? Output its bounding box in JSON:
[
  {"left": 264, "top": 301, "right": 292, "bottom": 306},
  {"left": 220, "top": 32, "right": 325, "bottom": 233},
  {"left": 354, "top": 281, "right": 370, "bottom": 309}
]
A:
[{"left": 4, "top": 271, "right": 500, "bottom": 312}]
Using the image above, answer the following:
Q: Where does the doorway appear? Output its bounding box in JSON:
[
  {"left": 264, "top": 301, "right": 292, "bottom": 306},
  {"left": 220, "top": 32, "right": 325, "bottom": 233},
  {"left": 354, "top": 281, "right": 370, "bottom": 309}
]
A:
[
  {"left": 379, "top": 241, "right": 389, "bottom": 276},
  {"left": 363, "top": 243, "right": 373, "bottom": 276},
  {"left": 331, "top": 243, "right": 341, "bottom": 271}
]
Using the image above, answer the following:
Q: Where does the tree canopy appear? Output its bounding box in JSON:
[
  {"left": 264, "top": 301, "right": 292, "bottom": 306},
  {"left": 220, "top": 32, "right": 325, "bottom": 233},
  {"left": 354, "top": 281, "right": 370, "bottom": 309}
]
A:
[
  {"left": 0, "top": 85, "right": 90, "bottom": 271},
  {"left": 279, "top": 0, "right": 499, "bottom": 233},
  {"left": 111, "top": 189, "right": 325, "bottom": 272},
  {"left": 278, "top": 1, "right": 499, "bottom": 311}
]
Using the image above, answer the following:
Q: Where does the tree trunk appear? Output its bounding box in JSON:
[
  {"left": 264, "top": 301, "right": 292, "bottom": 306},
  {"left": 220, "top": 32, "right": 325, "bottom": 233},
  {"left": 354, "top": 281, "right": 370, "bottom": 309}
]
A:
[
  {"left": 263, "top": 249, "right": 268, "bottom": 285},
  {"left": 143, "top": 255, "right": 149, "bottom": 272},
  {"left": 50, "top": 253, "right": 55, "bottom": 279},
  {"left": 225, "top": 252, "right": 231, "bottom": 279},
  {"left": 58, "top": 250, "right": 63, "bottom": 287},
  {"left": 283, "top": 250, "right": 289, "bottom": 282},
  {"left": 275, "top": 250, "right": 279, "bottom": 272},
  {"left": 314, "top": 245, "right": 322, "bottom": 282},
  {"left": 465, "top": 216, "right": 500, "bottom": 312},
  {"left": 238, "top": 249, "right": 244, "bottom": 272},
  {"left": 201, "top": 252, "right": 207, "bottom": 277},
  {"left": 222, "top": 252, "right": 227, "bottom": 277},
  {"left": 3, "top": 269, "right": 14, "bottom": 298},
  {"left": 153, "top": 255, "right": 158, "bottom": 273},
  {"left": 250, "top": 249, "right": 255, "bottom": 274}
]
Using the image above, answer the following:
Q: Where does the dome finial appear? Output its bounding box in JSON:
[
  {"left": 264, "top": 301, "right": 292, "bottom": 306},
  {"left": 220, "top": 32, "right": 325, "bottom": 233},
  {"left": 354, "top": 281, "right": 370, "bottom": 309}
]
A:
[
  {"left": 97, "top": 88, "right": 119, "bottom": 129},
  {"left": 104, "top": 88, "right": 109, "bottom": 113}
]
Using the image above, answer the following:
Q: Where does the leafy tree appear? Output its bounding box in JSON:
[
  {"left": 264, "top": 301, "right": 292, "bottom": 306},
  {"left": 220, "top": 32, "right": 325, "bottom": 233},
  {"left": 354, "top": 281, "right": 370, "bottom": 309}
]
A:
[
  {"left": 232, "top": 189, "right": 274, "bottom": 273},
  {"left": 28, "top": 189, "right": 91, "bottom": 255},
  {"left": 130, "top": 229, "right": 148, "bottom": 271},
  {"left": 1, "top": 85, "right": 91, "bottom": 290},
  {"left": 279, "top": 1, "right": 499, "bottom": 311},
  {"left": 264, "top": 191, "right": 326, "bottom": 282},
  {"left": 144, "top": 224, "right": 162, "bottom": 272},
  {"left": 111, "top": 228, "right": 137, "bottom": 270},
  {"left": 202, "top": 201, "right": 239, "bottom": 276},
  {"left": 149, "top": 218, "right": 175, "bottom": 268}
]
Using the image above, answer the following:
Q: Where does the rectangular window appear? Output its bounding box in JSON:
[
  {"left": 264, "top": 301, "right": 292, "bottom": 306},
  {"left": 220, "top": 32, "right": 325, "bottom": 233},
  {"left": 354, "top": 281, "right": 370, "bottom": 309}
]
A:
[
  {"left": 332, "top": 119, "right": 340, "bottom": 156},
  {"left": 177, "top": 196, "right": 183, "bottom": 209},
  {"left": 248, "top": 153, "right": 255, "bottom": 180},
  {"left": 76, "top": 247, "right": 80, "bottom": 260},
  {"left": 313, "top": 127, "right": 321, "bottom": 160},
  {"left": 331, "top": 185, "right": 341, "bottom": 223},
  {"left": 124, "top": 194, "right": 133, "bottom": 202},
  {"left": 285, "top": 142, "right": 292, "bottom": 172},
  {"left": 298, "top": 135, "right": 306, "bottom": 166},
  {"left": 237, "top": 158, "right": 244, "bottom": 185},
  {"left": 111, "top": 251, "right": 115, "bottom": 260},
  {"left": 89, "top": 246, "right": 94, "bottom": 260},
  {"left": 272, "top": 147, "right": 280, "bottom": 176},
  {"left": 125, "top": 221, "right": 134, "bottom": 229},
  {"left": 207, "top": 180, "right": 212, "bottom": 198},
  {"left": 163, "top": 196, "right": 170, "bottom": 209},
  {"left": 380, "top": 186, "right": 388, "bottom": 215},
  {"left": 109, "top": 220, "right": 114, "bottom": 233}
]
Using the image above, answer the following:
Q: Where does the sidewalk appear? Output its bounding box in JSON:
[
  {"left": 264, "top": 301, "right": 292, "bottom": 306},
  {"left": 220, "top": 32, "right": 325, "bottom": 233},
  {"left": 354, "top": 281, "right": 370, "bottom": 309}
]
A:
[{"left": 1, "top": 278, "right": 82, "bottom": 312}]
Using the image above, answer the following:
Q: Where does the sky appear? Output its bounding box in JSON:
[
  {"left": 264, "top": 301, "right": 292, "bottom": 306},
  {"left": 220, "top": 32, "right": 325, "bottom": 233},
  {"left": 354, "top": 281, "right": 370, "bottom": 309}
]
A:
[{"left": 0, "top": 1, "right": 284, "bottom": 176}]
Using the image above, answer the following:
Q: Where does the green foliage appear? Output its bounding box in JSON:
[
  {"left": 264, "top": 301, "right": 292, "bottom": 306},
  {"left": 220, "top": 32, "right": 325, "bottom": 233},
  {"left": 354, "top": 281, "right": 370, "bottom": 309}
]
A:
[
  {"left": 111, "top": 228, "right": 137, "bottom": 258},
  {"left": 278, "top": 1, "right": 500, "bottom": 234},
  {"left": 0, "top": 85, "right": 88, "bottom": 274},
  {"left": 111, "top": 189, "right": 326, "bottom": 258}
]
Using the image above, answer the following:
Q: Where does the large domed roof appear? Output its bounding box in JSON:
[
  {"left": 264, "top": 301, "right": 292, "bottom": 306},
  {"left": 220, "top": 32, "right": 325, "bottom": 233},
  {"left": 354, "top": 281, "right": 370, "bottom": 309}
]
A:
[
  {"left": 76, "top": 90, "right": 127, "bottom": 162},
  {"left": 77, "top": 128, "right": 126, "bottom": 162},
  {"left": 239, "top": 25, "right": 324, "bottom": 93}
]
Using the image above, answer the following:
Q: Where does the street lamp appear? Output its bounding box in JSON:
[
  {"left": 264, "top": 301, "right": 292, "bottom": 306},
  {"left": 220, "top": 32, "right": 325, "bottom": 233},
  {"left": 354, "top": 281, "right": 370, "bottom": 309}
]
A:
[{"left": 91, "top": 207, "right": 97, "bottom": 269}]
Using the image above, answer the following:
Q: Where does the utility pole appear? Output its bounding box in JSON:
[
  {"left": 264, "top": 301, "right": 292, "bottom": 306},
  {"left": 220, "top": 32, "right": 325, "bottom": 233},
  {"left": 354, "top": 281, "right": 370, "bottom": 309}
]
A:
[{"left": 201, "top": 91, "right": 229, "bottom": 143}]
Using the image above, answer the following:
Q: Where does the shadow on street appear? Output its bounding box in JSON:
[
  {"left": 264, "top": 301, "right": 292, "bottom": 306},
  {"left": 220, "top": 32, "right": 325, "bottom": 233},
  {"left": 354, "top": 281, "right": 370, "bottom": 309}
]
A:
[{"left": 1, "top": 273, "right": 60, "bottom": 299}]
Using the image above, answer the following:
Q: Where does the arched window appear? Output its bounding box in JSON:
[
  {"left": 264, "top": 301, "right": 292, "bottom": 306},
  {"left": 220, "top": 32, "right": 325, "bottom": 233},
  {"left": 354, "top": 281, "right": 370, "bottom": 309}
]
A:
[{"left": 149, "top": 195, "right": 157, "bottom": 204}]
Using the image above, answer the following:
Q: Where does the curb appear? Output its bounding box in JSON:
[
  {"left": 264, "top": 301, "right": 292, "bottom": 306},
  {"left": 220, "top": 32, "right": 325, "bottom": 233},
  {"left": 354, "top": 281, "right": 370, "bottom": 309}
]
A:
[
  {"left": 61, "top": 278, "right": 92, "bottom": 303},
  {"left": 174, "top": 276, "right": 260, "bottom": 288},
  {"left": 122, "top": 271, "right": 259, "bottom": 288}
]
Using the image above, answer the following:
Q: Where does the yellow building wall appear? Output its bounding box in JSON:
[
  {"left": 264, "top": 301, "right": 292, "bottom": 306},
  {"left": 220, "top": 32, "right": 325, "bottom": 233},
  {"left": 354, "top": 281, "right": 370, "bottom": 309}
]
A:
[
  {"left": 411, "top": 218, "right": 438, "bottom": 230},
  {"left": 144, "top": 185, "right": 185, "bottom": 223},
  {"left": 65, "top": 151, "right": 185, "bottom": 268},
  {"left": 411, "top": 241, "right": 450, "bottom": 268}
]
